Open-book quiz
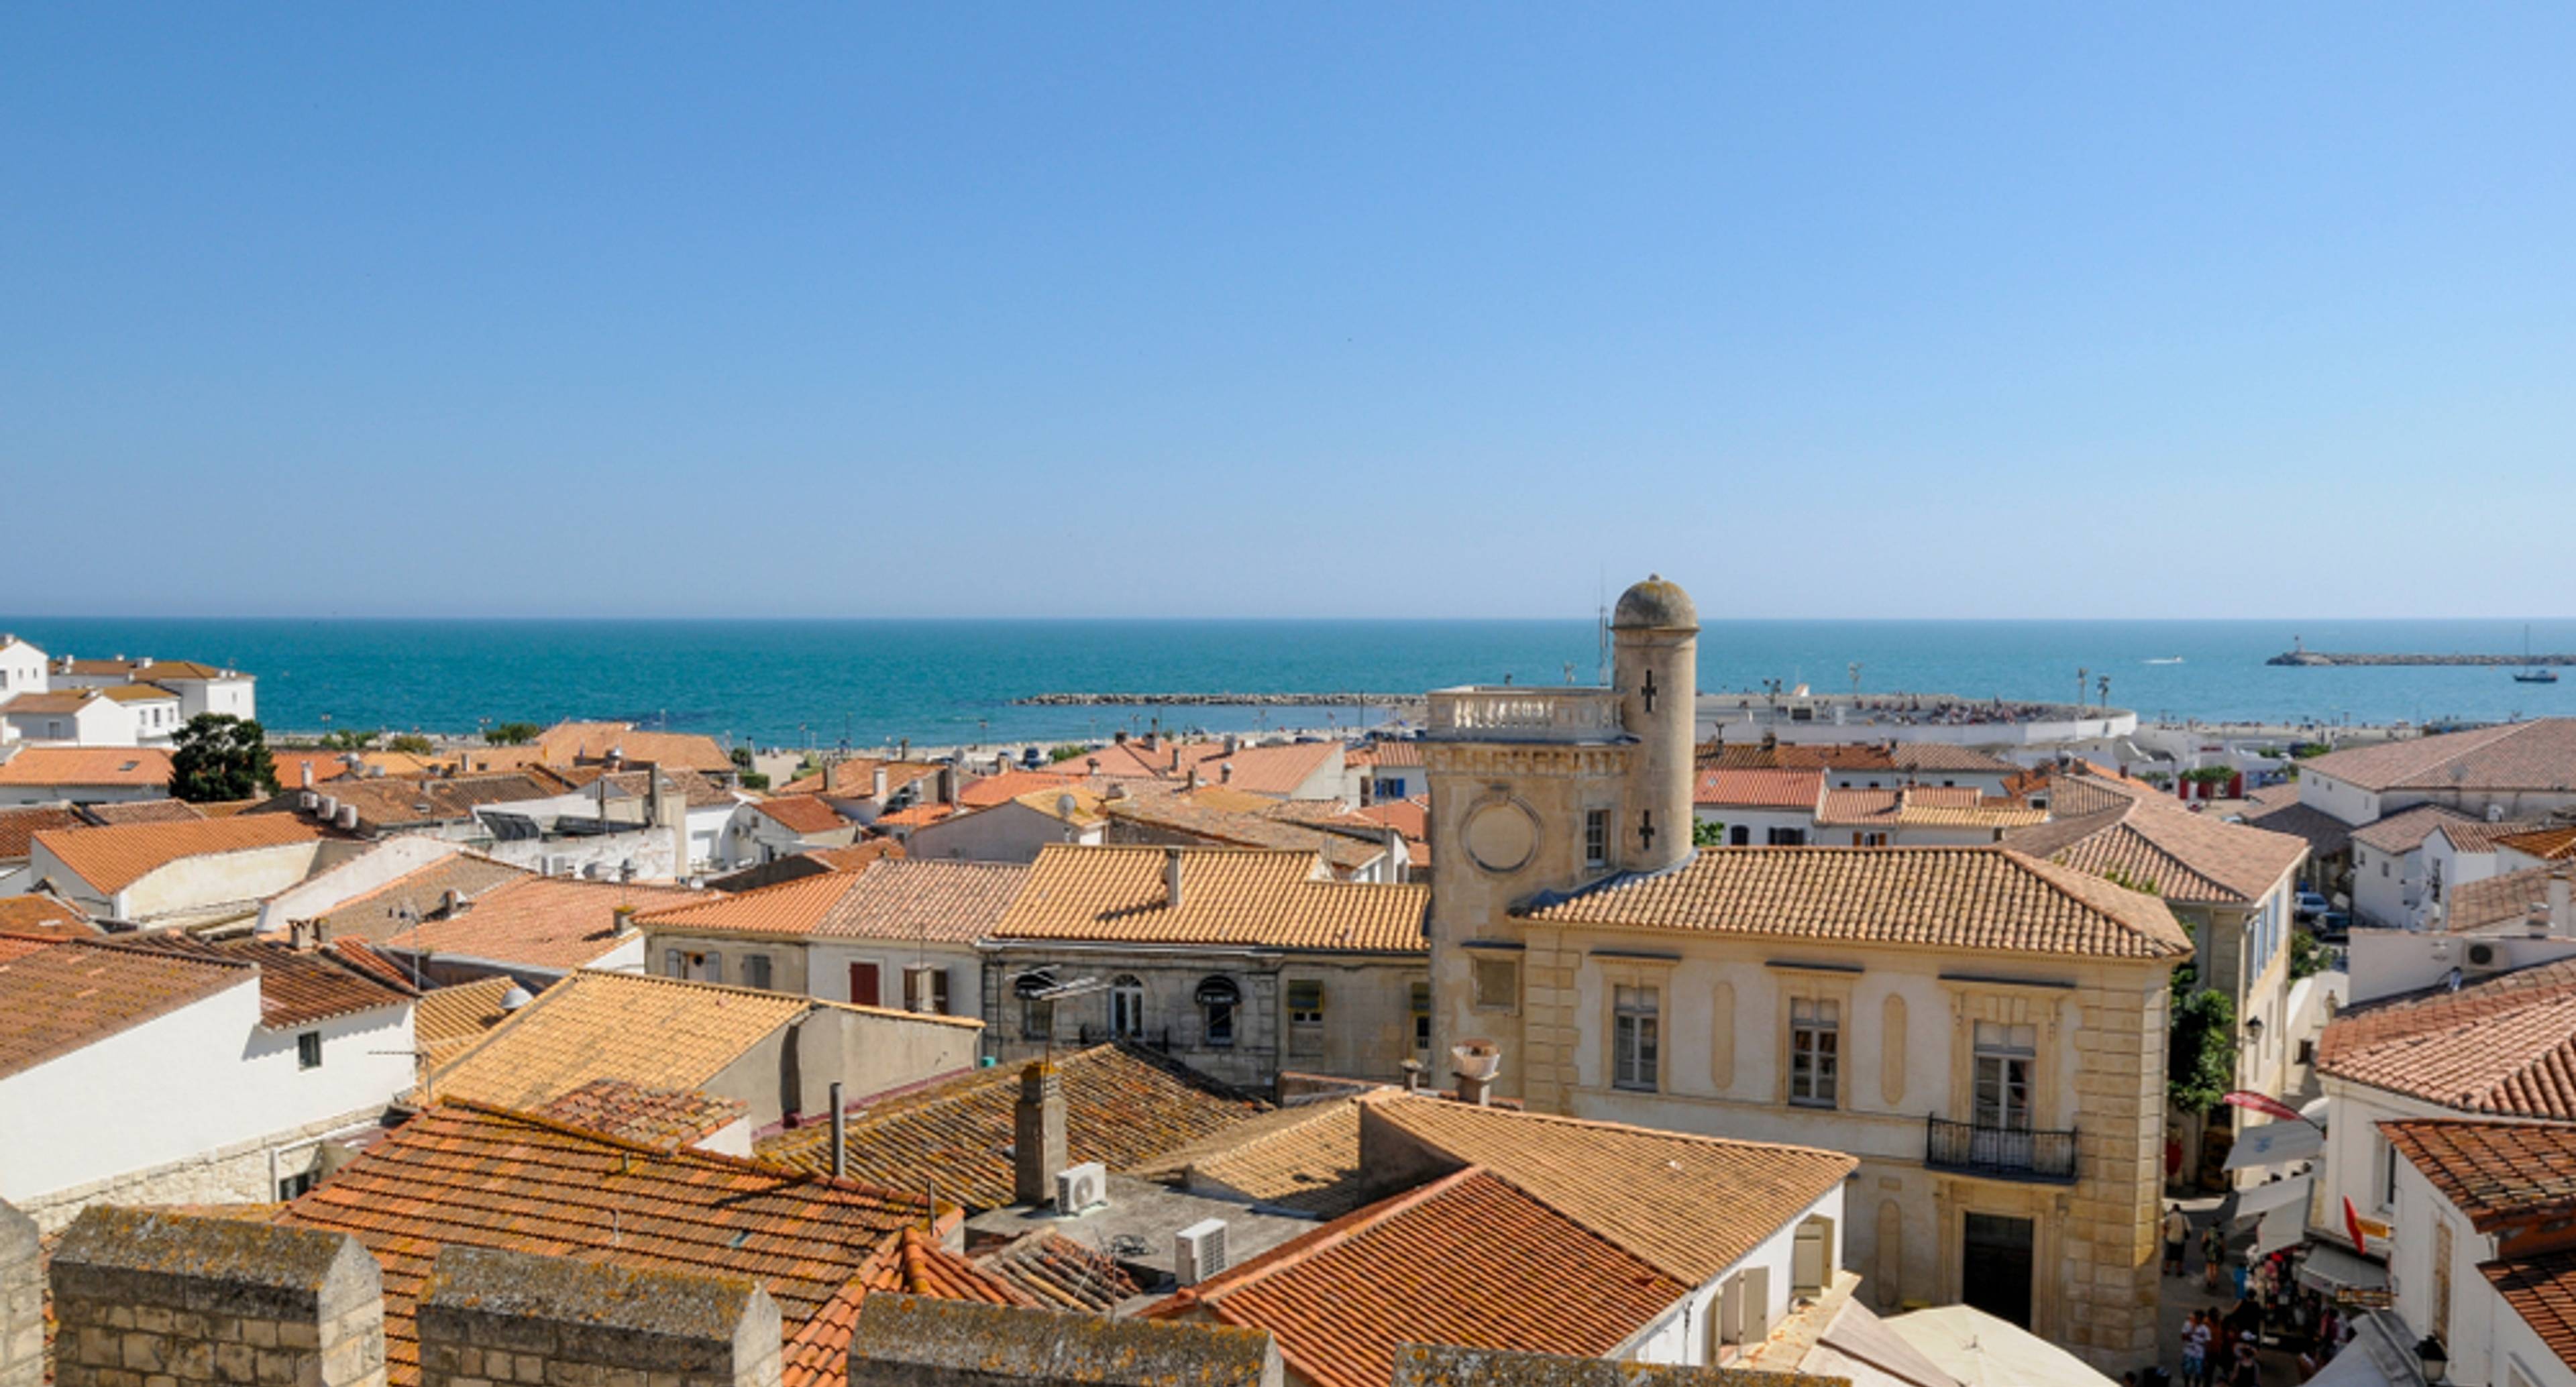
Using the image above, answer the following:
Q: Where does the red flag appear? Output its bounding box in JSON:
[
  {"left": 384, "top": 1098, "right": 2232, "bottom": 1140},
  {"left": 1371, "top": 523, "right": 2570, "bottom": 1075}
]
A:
[
  {"left": 2344, "top": 1196, "right": 2369, "bottom": 1250},
  {"left": 2225, "top": 1090, "right": 2311, "bottom": 1125}
]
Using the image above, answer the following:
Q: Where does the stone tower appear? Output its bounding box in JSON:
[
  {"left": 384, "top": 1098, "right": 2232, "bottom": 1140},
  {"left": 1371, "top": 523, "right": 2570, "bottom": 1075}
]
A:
[
  {"left": 1419, "top": 573, "right": 1700, "bottom": 1101},
  {"left": 1611, "top": 573, "right": 1699, "bottom": 876}
]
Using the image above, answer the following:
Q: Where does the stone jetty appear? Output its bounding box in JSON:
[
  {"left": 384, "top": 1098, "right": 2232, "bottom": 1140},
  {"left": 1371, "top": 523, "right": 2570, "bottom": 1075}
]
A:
[
  {"left": 1014, "top": 691, "right": 1423, "bottom": 707},
  {"left": 2267, "top": 650, "right": 2576, "bottom": 667}
]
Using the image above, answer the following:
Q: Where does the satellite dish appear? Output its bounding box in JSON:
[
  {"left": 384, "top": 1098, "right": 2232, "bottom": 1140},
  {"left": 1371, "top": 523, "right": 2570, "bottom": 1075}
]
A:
[
  {"left": 1057, "top": 793, "right": 1079, "bottom": 818},
  {"left": 500, "top": 983, "right": 535, "bottom": 1012}
]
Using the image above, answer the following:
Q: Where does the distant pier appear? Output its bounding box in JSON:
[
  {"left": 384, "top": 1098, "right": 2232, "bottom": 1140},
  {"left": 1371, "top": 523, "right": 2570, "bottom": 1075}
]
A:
[
  {"left": 1014, "top": 691, "right": 1421, "bottom": 708},
  {"left": 2267, "top": 651, "right": 2576, "bottom": 667}
]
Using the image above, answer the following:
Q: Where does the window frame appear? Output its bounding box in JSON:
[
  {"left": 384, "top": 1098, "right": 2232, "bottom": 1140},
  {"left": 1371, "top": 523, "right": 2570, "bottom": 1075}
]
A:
[
  {"left": 296, "top": 1030, "right": 323, "bottom": 1070},
  {"left": 1788, "top": 996, "right": 1840, "bottom": 1108},
  {"left": 1611, "top": 983, "right": 1662, "bottom": 1093},
  {"left": 1110, "top": 974, "right": 1146, "bottom": 1040},
  {"left": 1470, "top": 954, "right": 1519, "bottom": 1013},
  {"left": 1970, "top": 1020, "right": 2037, "bottom": 1131},
  {"left": 1584, "top": 809, "right": 1610, "bottom": 868}
]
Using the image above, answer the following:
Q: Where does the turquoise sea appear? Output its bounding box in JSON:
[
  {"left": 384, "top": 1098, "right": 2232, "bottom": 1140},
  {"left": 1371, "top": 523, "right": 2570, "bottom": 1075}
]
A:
[{"left": 1, "top": 617, "right": 2570, "bottom": 751}]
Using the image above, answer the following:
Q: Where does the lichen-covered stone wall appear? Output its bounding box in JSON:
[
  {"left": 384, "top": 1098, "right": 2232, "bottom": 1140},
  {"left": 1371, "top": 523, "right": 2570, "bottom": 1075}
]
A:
[{"left": 47, "top": 1208, "right": 385, "bottom": 1387}]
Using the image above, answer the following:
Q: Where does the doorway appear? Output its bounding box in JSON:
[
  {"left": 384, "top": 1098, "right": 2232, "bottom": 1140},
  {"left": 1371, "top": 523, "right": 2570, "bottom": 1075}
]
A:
[
  {"left": 1962, "top": 1213, "right": 2034, "bottom": 1327},
  {"left": 849, "top": 962, "right": 881, "bottom": 1007}
]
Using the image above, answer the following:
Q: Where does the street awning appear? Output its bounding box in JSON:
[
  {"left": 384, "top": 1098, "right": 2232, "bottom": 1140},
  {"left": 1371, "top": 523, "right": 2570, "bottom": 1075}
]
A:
[
  {"left": 2256, "top": 1207, "right": 2304, "bottom": 1256},
  {"left": 2226, "top": 1120, "right": 2326, "bottom": 1169},
  {"left": 2233, "top": 1174, "right": 2313, "bottom": 1221},
  {"left": 2298, "top": 1242, "right": 2392, "bottom": 1303},
  {"left": 2303, "top": 1309, "right": 2420, "bottom": 1387}
]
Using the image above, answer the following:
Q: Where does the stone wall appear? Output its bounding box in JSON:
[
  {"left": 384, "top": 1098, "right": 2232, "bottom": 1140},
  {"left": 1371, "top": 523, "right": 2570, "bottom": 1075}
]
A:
[
  {"left": 1, "top": 1203, "right": 38, "bottom": 1387},
  {"left": 416, "top": 1246, "right": 778, "bottom": 1387},
  {"left": 845, "top": 1294, "right": 1279, "bottom": 1387},
  {"left": 48, "top": 1207, "right": 385, "bottom": 1387},
  {"left": 15, "top": 1109, "right": 389, "bottom": 1234}
]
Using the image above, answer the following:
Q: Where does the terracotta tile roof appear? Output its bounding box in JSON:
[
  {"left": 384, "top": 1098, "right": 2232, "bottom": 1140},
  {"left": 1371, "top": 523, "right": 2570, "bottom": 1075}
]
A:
[
  {"left": 533, "top": 721, "right": 736, "bottom": 774},
  {"left": 411, "top": 976, "right": 520, "bottom": 1064},
  {"left": 78, "top": 799, "right": 205, "bottom": 826},
  {"left": 0, "top": 745, "right": 174, "bottom": 787},
  {"left": 2445, "top": 863, "right": 2576, "bottom": 934},
  {"left": 875, "top": 802, "right": 955, "bottom": 828},
  {"left": 272, "top": 1101, "right": 939, "bottom": 1387},
  {"left": 1000, "top": 846, "right": 1428, "bottom": 952},
  {"left": 970, "top": 1231, "right": 1142, "bottom": 1313},
  {"left": 266, "top": 751, "right": 352, "bottom": 787},
  {"left": 1078, "top": 740, "right": 1340, "bottom": 797},
  {"left": 1888, "top": 744, "right": 2022, "bottom": 775},
  {"left": 1358, "top": 1093, "right": 1855, "bottom": 1284},
  {"left": 756, "top": 1044, "right": 1265, "bottom": 1209},
  {"left": 782, "top": 759, "right": 945, "bottom": 799},
  {"left": 31, "top": 814, "right": 321, "bottom": 895},
  {"left": 123, "top": 935, "right": 416, "bottom": 1028},
  {"left": 805, "top": 840, "right": 906, "bottom": 873},
  {"left": 816, "top": 860, "right": 1029, "bottom": 943},
  {"left": 2349, "top": 803, "right": 2484, "bottom": 854},
  {"left": 2003, "top": 775, "right": 2307, "bottom": 904},
  {"left": 427, "top": 969, "right": 815, "bottom": 1111},
  {"left": 637, "top": 871, "right": 859, "bottom": 938},
  {"left": 535, "top": 1078, "right": 750, "bottom": 1149},
  {"left": 2318, "top": 958, "right": 2576, "bottom": 1116},
  {"left": 2482, "top": 1252, "right": 2576, "bottom": 1372},
  {"left": 2502, "top": 827, "right": 2576, "bottom": 863},
  {"left": 246, "top": 770, "right": 567, "bottom": 831},
  {"left": 1105, "top": 793, "right": 1386, "bottom": 874},
  {"left": 305, "top": 853, "right": 535, "bottom": 945},
  {"left": 1815, "top": 787, "right": 2045, "bottom": 830},
  {"left": 2432, "top": 817, "right": 2556, "bottom": 854},
  {"left": 1005, "top": 783, "right": 1108, "bottom": 827},
  {"left": 2381, "top": 1119, "right": 2576, "bottom": 1231},
  {"left": 0, "top": 806, "right": 83, "bottom": 861},
  {"left": 2236, "top": 796, "right": 2353, "bottom": 859},
  {"left": 1702, "top": 742, "right": 1898, "bottom": 773},
  {"left": 1148, "top": 1168, "right": 1690, "bottom": 1387},
  {"left": 545, "top": 765, "right": 741, "bottom": 810},
  {"left": 382, "top": 875, "right": 698, "bottom": 971},
  {"left": 325, "top": 938, "right": 425, "bottom": 992},
  {"left": 1345, "top": 740, "right": 1424, "bottom": 769},
  {"left": 0, "top": 936, "right": 254, "bottom": 1078},
  {"left": 1695, "top": 768, "right": 1826, "bottom": 810},
  {"left": 1129, "top": 1098, "right": 1371, "bottom": 1216},
  {"left": 0, "top": 689, "right": 106, "bottom": 714},
  {"left": 1522, "top": 845, "right": 2190, "bottom": 960},
  {"left": 95, "top": 683, "right": 178, "bottom": 704},
  {"left": 866, "top": 1225, "right": 1033, "bottom": 1306},
  {"left": 0, "top": 893, "right": 95, "bottom": 938},
  {"left": 1264, "top": 799, "right": 1432, "bottom": 867},
  {"left": 60, "top": 658, "right": 237, "bottom": 681},
  {"left": 958, "top": 769, "right": 1085, "bottom": 809},
  {"left": 2305, "top": 720, "right": 2576, "bottom": 793}
]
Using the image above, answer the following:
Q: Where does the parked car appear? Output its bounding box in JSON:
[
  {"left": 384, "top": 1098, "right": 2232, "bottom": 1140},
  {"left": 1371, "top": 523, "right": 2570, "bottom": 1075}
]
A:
[
  {"left": 2295, "top": 889, "right": 2330, "bottom": 920},
  {"left": 2310, "top": 910, "right": 2351, "bottom": 944}
]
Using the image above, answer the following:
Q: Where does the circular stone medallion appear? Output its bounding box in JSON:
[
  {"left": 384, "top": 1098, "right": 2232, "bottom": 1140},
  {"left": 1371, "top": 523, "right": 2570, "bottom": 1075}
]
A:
[{"left": 1463, "top": 800, "right": 1541, "bottom": 875}]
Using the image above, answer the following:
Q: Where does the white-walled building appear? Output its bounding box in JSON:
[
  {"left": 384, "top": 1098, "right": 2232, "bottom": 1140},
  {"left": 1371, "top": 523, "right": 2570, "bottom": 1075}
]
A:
[
  {"left": 907, "top": 785, "right": 1108, "bottom": 863},
  {"left": 0, "top": 932, "right": 414, "bottom": 1229},
  {"left": 1693, "top": 767, "right": 1825, "bottom": 845},
  {"left": 28, "top": 814, "right": 327, "bottom": 928},
  {"left": 2382, "top": 1120, "right": 2576, "bottom": 1387},
  {"left": 0, "top": 689, "right": 144, "bottom": 748},
  {"left": 50, "top": 656, "right": 256, "bottom": 722},
  {"left": 0, "top": 636, "right": 45, "bottom": 704},
  {"left": 0, "top": 746, "right": 177, "bottom": 806}
]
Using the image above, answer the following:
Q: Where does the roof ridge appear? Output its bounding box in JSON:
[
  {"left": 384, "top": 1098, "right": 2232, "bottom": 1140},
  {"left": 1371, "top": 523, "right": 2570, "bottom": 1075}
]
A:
[
  {"left": 1365, "top": 1089, "right": 1857, "bottom": 1159},
  {"left": 1996, "top": 847, "right": 2195, "bottom": 949},
  {"left": 1173, "top": 1165, "right": 1490, "bottom": 1300},
  {"left": 433, "top": 1098, "right": 950, "bottom": 1210}
]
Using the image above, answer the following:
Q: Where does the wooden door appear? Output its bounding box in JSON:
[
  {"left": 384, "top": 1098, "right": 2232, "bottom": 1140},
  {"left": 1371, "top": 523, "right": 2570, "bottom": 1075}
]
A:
[{"left": 849, "top": 962, "right": 881, "bottom": 1007}]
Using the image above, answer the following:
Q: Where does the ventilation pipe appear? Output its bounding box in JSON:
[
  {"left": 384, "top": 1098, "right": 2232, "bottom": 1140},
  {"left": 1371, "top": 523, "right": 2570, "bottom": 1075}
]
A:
[
  {"left": 828, "top": 1080, "right": 847, "bottom": 1179},
  {"left": 1165, "top": 848, "right": 1185, "bottom": 910}
]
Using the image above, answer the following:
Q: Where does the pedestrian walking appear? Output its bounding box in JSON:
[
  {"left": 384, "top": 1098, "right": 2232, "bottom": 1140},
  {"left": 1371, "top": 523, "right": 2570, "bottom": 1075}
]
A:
[
  {"left": 2202, "top": 1223, "right": 2226, "bottom": 1291},
  {"left": 2164, "top": 1204, "right": 2191, "bottom": 1276},
  {"left": 2182, "top": 1310, "right": 2212, "bottom": 1387}
]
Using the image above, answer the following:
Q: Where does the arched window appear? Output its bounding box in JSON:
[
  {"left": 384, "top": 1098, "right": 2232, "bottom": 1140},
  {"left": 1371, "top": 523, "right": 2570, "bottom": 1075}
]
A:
[
  {"left": 1111, "top": 975, "right": 1146, "bottom": 1040},
  {"left": 1195, "top": 976, "right": 1242, "bottom": 1048}
]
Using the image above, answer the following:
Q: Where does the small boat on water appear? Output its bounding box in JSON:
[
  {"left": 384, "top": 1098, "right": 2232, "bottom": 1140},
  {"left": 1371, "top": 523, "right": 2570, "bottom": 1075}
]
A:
[
  {"left": 2515, "top": 626, "right": 2558, "bottom": 683},
  {"left": 2144, "top": 657, "right": 2184, "bottom": 665}
]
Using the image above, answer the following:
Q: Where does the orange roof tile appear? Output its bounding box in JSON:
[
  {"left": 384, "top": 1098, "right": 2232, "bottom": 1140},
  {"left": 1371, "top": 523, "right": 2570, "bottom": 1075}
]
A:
[
  {"left": 0, "top": 745, "right": 174, "bottom": 787},
  {"left": 382, "top": 874, "right": 697, "bottom": 971},
  {"left": 411, "top": 976, "right": 521, "bottom": 1064},
  {"left": 305, "top": 854, "right": 534, "bottom": 945},
  {"left": 0, "top": 893, "right": 95, "bottom": 938},
  {"left": 535, "top": 1078, "right": 750, "bottom": 1149},
  {"left": 427, "top": 969, "right": 819, "bottom": 1111},
  {"left": 2318, "top": 958, "right": 2576, "bottom": 1117},
  {"left": 122, "top": 934, "right": 415, "bottom": 1028},
  {"left": 274, "top": 1101, "right": 940, "bottom": 1387},
  {"left": 756, "top": 1045, "right": 1264, "bottom": 1209},
  {"left": 533, "top": 721, "right": 736, "bottom": 774},
  {"left": 1077, "top": 739, "right": 1340, "bottom": 797},
  {"left": 957, "top": 769, "right": 1085, "bottom": 809},
  {"left": 1149, "top": 1168, "right": 1689, "bottom": 1387},
  {"left": 753, "top": 794, "right": 852, "bottom": 835},
  {"left": 1815, "top": 786, "right": 2045, "bottom": 829},
  {"left": 815, "top": 860, "right": 1028, "bottom": 943},
  {"left": 2303, "top": 720, "right": 2576, "bottom": 793},
  {"left": 999, "top": 846, "right": 1426, "bottom": 952},
  {"left": 79, "top": 799, "right": 205, "bottom": 826},
  {"left": 0, "top": 936, "right": 254, "bottom": 1078},
  {"left": 638, "top": 871, "right": 858, "bottom": 938},
  {"left": 31, "top": 814, "right": 321, "bottom": 895},
  {"left": 2001, "top": 774, "right": 2308, "bottom": 905},
  {"left": 1695, "top": 768, "right": 1826, "bottom": 810},
  {"left": 2445, "top": 863, "right": 2576, "bottom": 934},
  {"left": 2382, "top": 1119, "right": 2576, "bottom": 1232},
  {"left": 969, "top": 1231, "right": 1142, "bottom": 1313},
  {"left": 1522, "top": 845, "right": 2190, "bottom": 960},
  {"left": 2483, "top": 1252, "right": 2576, "bottom": 1373},
  {"left": 0, "top": 806, "right": 84, "bottom": 861},
  {"left": 875, "top": 802, "right": 955, "bottom": 828},
  {"left": 2501, "top": 826, "right": 2576, "bottom": 862},
  {"left": 1128, "top": 1098, "right": 1371, "bottom": 1217}
]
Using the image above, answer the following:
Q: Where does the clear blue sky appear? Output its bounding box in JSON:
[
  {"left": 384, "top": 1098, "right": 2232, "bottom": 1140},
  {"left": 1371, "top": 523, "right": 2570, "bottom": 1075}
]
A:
[{"left": 5, "top": 6, "right": 2571, "bottom": 620}]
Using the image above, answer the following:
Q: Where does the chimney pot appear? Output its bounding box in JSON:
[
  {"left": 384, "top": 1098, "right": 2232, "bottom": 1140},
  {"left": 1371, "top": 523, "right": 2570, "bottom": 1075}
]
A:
[
  {"left": 1165, "top": 848, "right": 1185, "bottom": 909},
  {"left": 1451, "top": 1040, "right": 1503, "bottom": 1106}
]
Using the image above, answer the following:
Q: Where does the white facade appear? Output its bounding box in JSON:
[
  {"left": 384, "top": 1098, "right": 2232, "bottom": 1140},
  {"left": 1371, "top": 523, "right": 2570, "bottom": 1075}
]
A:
[
  {"left": 910, "top": 799, "right": 1104, "bottom": 864},
  {"left": 0, "top": 639, "right": 45, "bottom": 701},
  {"left": 0, "top": 975, "right": 413, "bottom": 1219},
  {"left": 809, "top": 939, "right": 984, "bottom": 1018},
  {"left": 256, "top": 836, "right": 468, "bottom": 934},
  {"left": 32, "top": 836, "right": 328, "bottom": 926},
  {"left": 1619, "top": 1182, "right": 1846, "bottom": 1369},
  {"left": 1692, "top": 803, "right": 1816, "bottom": 846},
  {"left": 2387, "top": 1139, "right": 2576, "bottom": 1387},
  {"left": 0, "top": 693, "right": 140, "bottom": 748}
]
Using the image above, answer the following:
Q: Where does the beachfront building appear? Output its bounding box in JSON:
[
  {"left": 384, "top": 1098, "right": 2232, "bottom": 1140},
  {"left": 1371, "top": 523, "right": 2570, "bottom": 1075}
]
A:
[
  {"left": 50, "top": 655, "right": 257, "bottom": 722},
  {"left": 981, "top": 843, "right": 1430, "bottom": 1091},
  {"left": 0, "top": 746, "right": 175, "bottom": 807},
  {"left": 0, "top": 636, "right": 44, "bottom": 704},
  {"left": 28, "top": 816, "right": 329, "bottom": 929},
  {"left": 1419, "top": 575, "right": 2177, "bottom": 1373},
  {"left": 1692, "top": 767, "right": 1823, "bottom": 844}
]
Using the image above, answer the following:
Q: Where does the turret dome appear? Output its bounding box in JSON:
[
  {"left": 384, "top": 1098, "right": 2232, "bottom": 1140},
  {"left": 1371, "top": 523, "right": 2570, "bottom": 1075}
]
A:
[{"left": 1611, "top": 574, "right": 1698, "bottom": 632}]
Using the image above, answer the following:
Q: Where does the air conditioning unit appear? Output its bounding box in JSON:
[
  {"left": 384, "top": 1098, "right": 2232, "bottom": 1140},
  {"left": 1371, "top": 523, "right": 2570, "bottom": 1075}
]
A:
[
  {"left": 1057, "top": 1161, "right": 1107, "bottom": 1214},
  {"left": 2467, "top": 941, "right": 2503, "bottom": 971},
  {"left": 1175, "top": 1218, "right": 1228, "bottom": 1286}
]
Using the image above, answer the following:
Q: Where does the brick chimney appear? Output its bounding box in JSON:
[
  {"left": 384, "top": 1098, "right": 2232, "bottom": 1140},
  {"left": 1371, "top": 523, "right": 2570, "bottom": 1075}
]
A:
[{"left": 1013, "top": 1062, "right": 1067, "bottom": 1205}]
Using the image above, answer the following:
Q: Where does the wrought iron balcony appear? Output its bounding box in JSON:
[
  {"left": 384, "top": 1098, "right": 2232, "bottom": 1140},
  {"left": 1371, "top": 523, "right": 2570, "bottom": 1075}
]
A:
[{"left": 1925, "top": 1116, "right": 2078, "bottom": 1183}]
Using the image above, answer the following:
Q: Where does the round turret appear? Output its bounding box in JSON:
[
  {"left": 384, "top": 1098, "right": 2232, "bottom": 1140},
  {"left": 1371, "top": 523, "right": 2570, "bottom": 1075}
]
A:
[{"left": 1612, "top": 574, "right": 1698, "bottom": 632}]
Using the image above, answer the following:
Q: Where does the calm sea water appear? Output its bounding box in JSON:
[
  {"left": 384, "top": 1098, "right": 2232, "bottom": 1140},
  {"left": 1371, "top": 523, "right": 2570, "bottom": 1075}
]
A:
[{"left": 3, "top": 617, "right": 2570, "bottom": 751}]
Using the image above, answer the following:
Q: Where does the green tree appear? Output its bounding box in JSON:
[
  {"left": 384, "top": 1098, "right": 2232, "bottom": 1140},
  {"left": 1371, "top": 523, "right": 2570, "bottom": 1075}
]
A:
[
  {"left": 2289, "top": 928, "right": 2332, "bottom": 981},
  {"left": 486, "top": 722, "right": 541, "bottom": 745},
  {"left": 737, "top": 771, "right": 771, "bottom": 791},
  {"left": 1692, "top": 819, "right": 1727, "bottom": 848},
  {"left": 386, "top": 734, "right": 434, "bottom": 757},
  {"left": 2167, "top": 984, "right": 2238, "bottom": 1115},
  {"left": 169, "top": 714, "right": 279, "bottom": 803},
  {"left": 1049, "top": 744, "right": 1096, "bottom": 764},
  {"left": 318, "top": 728, "right": 378, "bottom": 751}
]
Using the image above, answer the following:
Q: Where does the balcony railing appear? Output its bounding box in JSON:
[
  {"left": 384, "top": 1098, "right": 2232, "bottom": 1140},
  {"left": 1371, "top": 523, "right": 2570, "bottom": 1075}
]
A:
[
  {"left": 1925, "top": 1116, "right": 2078, "bottom": 1183},
  {"left": 1426, "top": 687, "right": 1627, "bottom": 740}
]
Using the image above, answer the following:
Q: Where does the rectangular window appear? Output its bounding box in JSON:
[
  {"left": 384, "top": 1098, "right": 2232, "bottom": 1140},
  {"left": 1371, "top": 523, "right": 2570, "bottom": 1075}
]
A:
[
  {"left": 1613, "top": 984, "right": 1660, "bottom": 1091},
  {"left": 1972, "top": 1021, "right": 2036, "bottom": 1130},
  {"left": 1729, "top": 824, "right": 1750, "bottom": 846},
  {"left": 277, "top": 1172, "right": 317, "bottom": 1201},
  {"left": 904, "top": 964, "right": 951, "bottom": 1015},
  {"left": 743, "top": 954, "right": 773, "bottom": 991},
  {"left": 1789, "top": 998, "right": 1839, "bottom": 1106},
  {"left": 1023, "top": 997, "right": 1053, "bottom": 1041},
  {"left": 2381, "top": 1136, "right": 2400, "bottom": 1211},
  {"left": 1374, "top": 778, "right": 1406, "bottom": 800},
  {"left": 663, "top": 948, "right": 682, "bottom": 977},
  {"left": 297, "top": 1031, "right": 323, "bottom": 1070},
  {"left": 1767, "top": 827, "right": 1807, "bottom": 846},
  {"left": 1585, "top": 810, "right": 1609, "bottom": 867},
  {"left": 1287, "top": 979, "right": 1326, "bottom": 1023},
  {"left": 1411, "top": 982, "right": 1431, "bottom": 1052},
  {"left": 1854, "top": 831, "right": 1888, "bottom": 847},
  {"left": 1472, "top": 956, "right": 1519, "bottom": 1011}
]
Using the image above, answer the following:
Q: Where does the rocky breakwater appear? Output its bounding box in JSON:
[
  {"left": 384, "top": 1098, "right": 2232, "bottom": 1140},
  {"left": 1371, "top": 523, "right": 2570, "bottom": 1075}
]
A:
[
  {"left": 1014, "top": 691, "right": 1424, "bottom": 707},
  {"left": 2267, "top": 651, "right": 2576, "bottom": 667}
]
